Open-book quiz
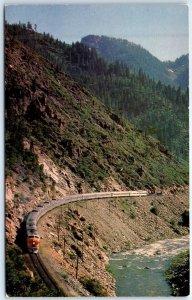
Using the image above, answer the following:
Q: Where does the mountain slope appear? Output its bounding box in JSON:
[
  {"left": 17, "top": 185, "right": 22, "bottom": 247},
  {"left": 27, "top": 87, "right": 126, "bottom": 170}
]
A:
[
  {"left": 81, "top": 35, "right": 188, "bottom": 88},
  {"left": 5, "top": 24, "right": 188, "bottom": 162},
  {"left": 5, "top": 34, "right": 188, "bottom": 194}
]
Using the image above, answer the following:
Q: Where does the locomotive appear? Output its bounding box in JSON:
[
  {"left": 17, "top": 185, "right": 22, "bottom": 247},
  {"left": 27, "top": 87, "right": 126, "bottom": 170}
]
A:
[{"left": 26, "top": 210, "right": 40, "bottom": 253}]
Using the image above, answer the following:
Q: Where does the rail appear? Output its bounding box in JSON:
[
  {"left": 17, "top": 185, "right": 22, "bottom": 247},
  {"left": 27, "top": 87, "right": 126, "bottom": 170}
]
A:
[
  {"left": 29, "top": 253, "right": 59, "bottom": 290},
  {"left": 26, "top": 190, "right": 148, "bottom": 293}
]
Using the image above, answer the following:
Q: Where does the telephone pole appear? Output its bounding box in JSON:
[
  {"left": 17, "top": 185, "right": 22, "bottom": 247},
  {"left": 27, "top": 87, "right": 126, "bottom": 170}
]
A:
[{"left": 75, "top": 254, "right": 79, "bottom": 279}]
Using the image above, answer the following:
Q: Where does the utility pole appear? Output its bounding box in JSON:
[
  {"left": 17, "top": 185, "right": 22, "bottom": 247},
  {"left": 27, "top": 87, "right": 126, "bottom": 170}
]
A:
[
  {"left": 60, "top": 206, "right": 63, "bottom": 222},
  {"left": 56, "top": 213, "right": 62, "bottom": 241},
  {"left": 93, "top": 225, "right": 96, "bottom": 246},
  {"left": 81, "top": 231, "right": 84, "bottom": 261},
  {"left": 108, "top": 200, "right": 111, "bottom": 215},
  {"left": 63, "top": 234, "right": 66, "bottom": 257},
  {"left": 155, "top": 215, "right": 158, "bottom": 231},
  {"left": 75, "top": 254, "right": 79, "bottom": 279}
]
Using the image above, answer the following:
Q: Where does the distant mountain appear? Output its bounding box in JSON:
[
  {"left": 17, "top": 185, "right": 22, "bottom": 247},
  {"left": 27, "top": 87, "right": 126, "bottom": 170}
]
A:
[
  {"left": 81, "top": 35, "right": 188, "bottom": 89},
  {"left": 165, "top": 55, "right": 189, "bottom": 89}
]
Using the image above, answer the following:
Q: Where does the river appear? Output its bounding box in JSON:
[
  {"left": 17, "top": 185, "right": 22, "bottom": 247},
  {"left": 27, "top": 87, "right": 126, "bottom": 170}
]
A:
[{"left": 109, "top": 236, "right": 189, "bottom": 297}]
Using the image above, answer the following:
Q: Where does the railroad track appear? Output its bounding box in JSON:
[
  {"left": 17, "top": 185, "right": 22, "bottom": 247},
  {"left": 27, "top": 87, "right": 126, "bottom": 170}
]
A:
[
  {"left": 29, "top": 253, "right": 59, "bottom": 291},
  {"left": 26, "top": 190, "right": 149, "bottom": 292}
]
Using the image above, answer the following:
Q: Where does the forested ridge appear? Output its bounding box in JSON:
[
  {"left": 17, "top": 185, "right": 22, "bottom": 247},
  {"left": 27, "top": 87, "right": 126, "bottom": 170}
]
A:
[
  {"left": 81, "top": 35, "right": 189, "bottom": 89},
  {"left": 6, "top": 23, "right": 188, "bottom": 162}
]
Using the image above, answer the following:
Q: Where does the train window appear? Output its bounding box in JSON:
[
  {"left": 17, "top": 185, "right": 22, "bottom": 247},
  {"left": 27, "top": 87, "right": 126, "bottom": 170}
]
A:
[
  {"left": 28, "top": 235, "right": 39, "bottom": 239},
  {"left": 32, "top": 209, "right": 38, "bottom": 212}
]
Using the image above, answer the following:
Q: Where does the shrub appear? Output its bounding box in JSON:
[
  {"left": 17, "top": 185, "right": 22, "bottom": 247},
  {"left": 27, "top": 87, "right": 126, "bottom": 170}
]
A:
[
  {"left": 61, "top": 273, "right": 68, "bottom": 280},
  {"left": 52, "top": 240, "right": 62, "bottom": 248},
  {"left": 181, "top": 210, "right": 189, "bottom": 227},
  {"left": 80, "top": 277, "right": 108, "bottom": 296},
  {"left": 71, "top": 244, "right": 82, "bottom": 257},
  {"left": 41, "top": 184, "right": 46, "bottom": 192},
  {"left": 169, "top": 219, "right": 176, "bottom": 227},
  {"left": 6, "top": 245, "right": 62, "bottom": 296},
  {"left": 129, "top": 208, "right": 136, "bottom": 219},
  {"left": 105, "top": 264, "right": 114, "bottom": 275},
  {"left": 150, "top": 206, "right": 159, "bottom": 216},
  {"left": 87, "top": 224, "right": 94, "bottom": 232},
  {"left": 69, "top": 252, "right": 76, "bottom": 260},
  {"left": 165, "top": 250, "right": 189, "bottom": 296}
]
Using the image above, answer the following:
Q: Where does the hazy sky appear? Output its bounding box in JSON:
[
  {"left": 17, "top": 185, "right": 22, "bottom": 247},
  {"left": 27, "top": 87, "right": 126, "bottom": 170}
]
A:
[{"left": 5, "top": 3, "right": 188, "bottom": 61}]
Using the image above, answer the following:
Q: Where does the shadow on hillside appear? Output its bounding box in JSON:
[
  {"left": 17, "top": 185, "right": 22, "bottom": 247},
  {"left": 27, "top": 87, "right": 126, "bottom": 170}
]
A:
[{"left": 15, "top": 216, "right": 28, "bottom": 253}]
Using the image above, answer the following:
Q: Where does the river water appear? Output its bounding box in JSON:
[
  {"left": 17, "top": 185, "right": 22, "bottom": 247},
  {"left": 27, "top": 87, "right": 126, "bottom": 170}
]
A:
[{"left": 109, "top": 236, "right": 189, "bottom": 297}]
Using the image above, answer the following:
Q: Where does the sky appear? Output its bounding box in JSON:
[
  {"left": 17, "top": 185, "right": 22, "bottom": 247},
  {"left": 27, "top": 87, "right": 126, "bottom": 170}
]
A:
[{"left": 5, "top": 3, "right": 188, "bottom": 61}]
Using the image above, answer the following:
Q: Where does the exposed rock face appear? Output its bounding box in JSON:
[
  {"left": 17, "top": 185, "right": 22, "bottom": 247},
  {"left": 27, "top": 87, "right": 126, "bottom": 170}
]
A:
[{"left": 6, "top": 217, "right": 16, "bottom": 244}]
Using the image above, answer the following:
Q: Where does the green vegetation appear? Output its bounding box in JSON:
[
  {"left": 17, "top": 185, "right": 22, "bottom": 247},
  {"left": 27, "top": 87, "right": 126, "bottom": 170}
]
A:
[
  {"left": 6, "top": 246, "right": 62, "bottom": 296},
  {"left": 105, "top": 264, "right": 114, "bottom": 275},
  {"left": 169, "top": 219, "right": 179, "bottom": 233},
  {"left": 120, "top": 199, "right": 136, "bottom": 219},
  {"left": 5, "top": 118, "right": 46, "bottom": 184},
  {"left": 5, "top": 23, "right": 188, "bottom": 191},
  {"left": 150, "top": 206, "right": 159, "bottom": 216},
  {"left": 129, "top": 208, "right": 136, "bottom": 219},
  {"left": 165, "top": 250, "right": 189, "bottom": 296},
  {"left": 80, "top": 277, "right": 108, "bottom": 296},
  {"left": 103, "top": 245, "right": 108, "bottom": 251},
  {"left": 69, "top": 252, "right": 76, "bottom": 260},
  {"left": 52, "top": 240, "right": 62, "bottom": 248},
  {"left": 6, "top": 23, "right": 188, "bottom": 162}
]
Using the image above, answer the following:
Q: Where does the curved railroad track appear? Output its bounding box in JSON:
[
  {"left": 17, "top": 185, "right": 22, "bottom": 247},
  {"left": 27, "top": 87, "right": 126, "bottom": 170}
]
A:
[
  {"left": 29, "top": 253, "right": 59, "bottom": 291},
  {"left": 26, "top": 190, "right": 149, "bottom": 293}
]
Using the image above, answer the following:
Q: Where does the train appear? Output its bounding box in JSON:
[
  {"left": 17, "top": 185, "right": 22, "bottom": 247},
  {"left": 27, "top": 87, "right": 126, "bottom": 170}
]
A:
[
  {"left": 26, "top": 190, "right": 148, "bottom": 253},
  {"left": 26, "top": 210, "right": 40, "bottom": 253}
]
